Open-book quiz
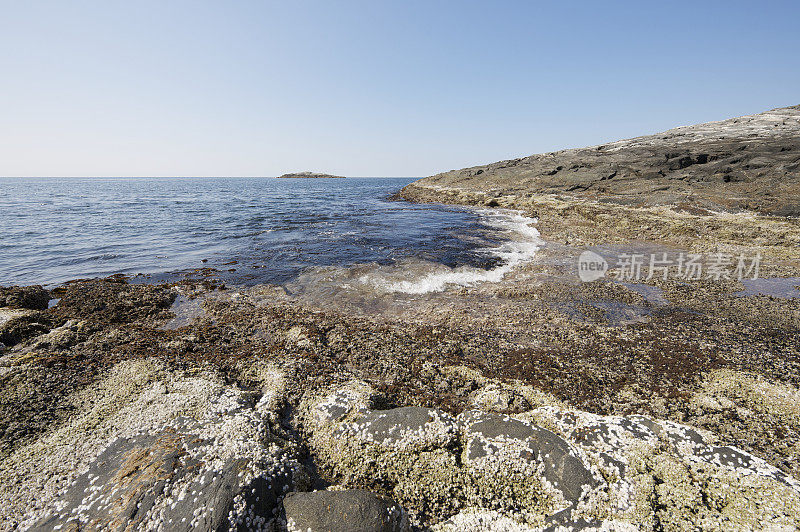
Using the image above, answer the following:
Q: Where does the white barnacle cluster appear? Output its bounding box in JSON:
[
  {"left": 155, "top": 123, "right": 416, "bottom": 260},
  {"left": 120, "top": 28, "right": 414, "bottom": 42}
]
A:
[
  {"left": 7, "top": 359, "right": 310, "bottom": 531},
  {"left": 465, "top": 433, "right": 559, "bottom": 515},
  {"left": 431, "top": 508, "right": 553, "bottom": 531},
  {"left": 6, "top": 360, "right": 217, "bottom": 528},
  {"left": 301, "top": 379, "right": 378, "bottom": 427},
  {"left": 284, "top": 516, "right": 300, "bottom": 532},
  {"left": 523, "top": 405, "right": 800, "bottom": 527},
  {"left": 304, "top": 387, "right": 602, "bottom": 526},
  {"left": 225, "top": 491, "right": 272, "bottom": 532},
  {"left": 692, "top": 445, "right": 800, "bottom": 491},
  {"left": 459, "top": 412, "right": 597, "bottom": 518},
  {"left": 342, "top": 408, "right": 458, "bottom": 452},
  {"left": 153, "top": 388, "right": 304, "bottom": 531}
]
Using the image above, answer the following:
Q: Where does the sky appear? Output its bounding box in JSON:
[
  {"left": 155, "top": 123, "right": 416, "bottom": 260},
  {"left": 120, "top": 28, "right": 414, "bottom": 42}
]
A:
[{"left": 1, "top": 1, "right": 798, "bottom": 178}]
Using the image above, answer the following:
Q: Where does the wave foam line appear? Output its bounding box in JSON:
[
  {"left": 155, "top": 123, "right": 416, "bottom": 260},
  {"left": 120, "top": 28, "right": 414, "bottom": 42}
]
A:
[{"left": 375, "top": 209, "right": 543, "bottom": 294}]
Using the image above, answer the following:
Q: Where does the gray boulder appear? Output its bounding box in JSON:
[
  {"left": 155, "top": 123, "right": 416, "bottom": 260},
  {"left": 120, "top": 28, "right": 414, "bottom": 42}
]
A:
[
  {"left": 31, "top": 428, "right": 301, "bottom": 531},
  {"left": 459, "top": 411, "right": 597, "bottom": 503}
]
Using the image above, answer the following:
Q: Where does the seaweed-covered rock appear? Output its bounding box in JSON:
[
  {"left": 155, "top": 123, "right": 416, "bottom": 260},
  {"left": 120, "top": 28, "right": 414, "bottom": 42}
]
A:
[
  {"left": 283, "top": 489, "right": 409, "bottom": 532},
  {"left": 0, "top": 310, "right": 57, "bottom": 348},
  {"left": 0, "top": 285, "right": 49, "bottom": 310},
  {"left": 53, "top": 279, "right": 175, "bottom": 324}
]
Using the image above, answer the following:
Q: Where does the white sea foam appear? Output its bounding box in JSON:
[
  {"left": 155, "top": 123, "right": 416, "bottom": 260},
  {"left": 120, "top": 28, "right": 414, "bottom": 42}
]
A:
[{"left": 363, "top": 209, "right": 544, "bottom": 294}]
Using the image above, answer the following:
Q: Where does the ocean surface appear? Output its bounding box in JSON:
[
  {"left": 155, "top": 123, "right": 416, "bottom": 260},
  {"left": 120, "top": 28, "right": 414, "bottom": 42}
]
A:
[{"left": 0, "top": 177, "right": 543, "bottom": 292}]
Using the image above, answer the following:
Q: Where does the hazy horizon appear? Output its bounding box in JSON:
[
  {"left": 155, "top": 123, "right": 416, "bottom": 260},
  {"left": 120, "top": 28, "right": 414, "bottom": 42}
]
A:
[{"left": 2, "top": 1, "right": 798, "bottom": 178}]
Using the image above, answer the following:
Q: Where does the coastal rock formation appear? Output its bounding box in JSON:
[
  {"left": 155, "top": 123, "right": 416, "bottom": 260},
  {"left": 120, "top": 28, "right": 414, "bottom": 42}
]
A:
[
  {"left": 2, "top": 276, "right": 800, "bottom": 529},
  {"left": 31, "top": 426, "right": 303, "bottom": 532},
  {"left": 4, "top": 359, "right": 310, "bottom": 531},
  {"left": 302, "top": 381, "right": 800, "bottom": 529},
  {"left": 10, "top": 364, "right": 799, "bottom": 530},
  {"left": 400, "top": 105, "right": 800, "bottom": 216},
  {"left": 52, "top": 278, "right": 176, "bottom": 324},
  {"left": 278, "top": 172, "right": 346, "bottom": 178}
]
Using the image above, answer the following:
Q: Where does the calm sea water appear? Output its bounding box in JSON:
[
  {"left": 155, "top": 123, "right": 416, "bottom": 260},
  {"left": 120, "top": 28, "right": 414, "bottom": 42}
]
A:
[{"left": 0, "top": 177, "right": 514, "bottom": 288}]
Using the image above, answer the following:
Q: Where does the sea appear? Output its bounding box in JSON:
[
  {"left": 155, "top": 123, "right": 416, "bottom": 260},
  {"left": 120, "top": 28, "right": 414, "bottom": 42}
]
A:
[{"left": 0, "top": 177, "right": 543, "bottom": 294}]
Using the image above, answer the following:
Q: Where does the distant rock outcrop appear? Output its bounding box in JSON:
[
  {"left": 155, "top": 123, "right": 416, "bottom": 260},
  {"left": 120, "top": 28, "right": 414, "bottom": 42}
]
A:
[{"left": 278, "top": 172, "right": 346, "bottom": 179}]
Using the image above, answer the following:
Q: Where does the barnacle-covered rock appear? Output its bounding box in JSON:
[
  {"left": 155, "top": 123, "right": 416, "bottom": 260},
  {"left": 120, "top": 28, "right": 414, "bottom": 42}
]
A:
[
  {"left": 458, "top": 411, "right": 598, "bottom": 509},
  {"left": 303, "top": 382, "right": 598, "bottom": 527},
  {"left": 524, "top": 406, "right": 800, "bottom": 529},
  {"left": 283, "top": 489, "right": 409, "bottom": 532},
  {"left": 31, "top": 392, "right": 309, "bottom": 531},
  {"left": 342, "top": 406, "right": 459, "bottom": 451},
  {"left": 468, "top": 383, "right": 532, "bottom": 413},
  {"left": 4, "top": 359, "right": 309, "bottom": 531}
]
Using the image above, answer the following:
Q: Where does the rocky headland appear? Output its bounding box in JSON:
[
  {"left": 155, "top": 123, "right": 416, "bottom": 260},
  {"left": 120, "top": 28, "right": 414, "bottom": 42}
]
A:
[
  {"left": 400, "top": 105, "right": 800, "bottom": 216},
  {"left": 1, "top": 106, "right": 800, "bottom": 531}
]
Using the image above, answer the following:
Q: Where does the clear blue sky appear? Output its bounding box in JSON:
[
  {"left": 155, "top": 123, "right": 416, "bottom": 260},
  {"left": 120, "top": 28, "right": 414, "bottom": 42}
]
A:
[{"left": 1, "top": 1, "right": 798, "bottom": 177}]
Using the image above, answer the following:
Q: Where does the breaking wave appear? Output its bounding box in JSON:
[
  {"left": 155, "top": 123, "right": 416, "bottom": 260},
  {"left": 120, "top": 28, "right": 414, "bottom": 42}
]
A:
[{"left": 361, "top": 210, "right": 543, "bottom": 294}]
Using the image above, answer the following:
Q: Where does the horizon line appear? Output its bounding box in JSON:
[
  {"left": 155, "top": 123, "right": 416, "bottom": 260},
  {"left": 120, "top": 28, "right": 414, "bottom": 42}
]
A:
[{"left": 0, "top": 175, "right": 424, "bottom": 179}]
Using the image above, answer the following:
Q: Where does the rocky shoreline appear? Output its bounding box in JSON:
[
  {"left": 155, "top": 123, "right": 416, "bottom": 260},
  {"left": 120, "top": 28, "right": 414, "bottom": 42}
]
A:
[
  {"left": 1, "top": 266, "right": 799, "bottom": 530},
  {"left": 2, "top": 106, "right": 800, "bottom": 530}
]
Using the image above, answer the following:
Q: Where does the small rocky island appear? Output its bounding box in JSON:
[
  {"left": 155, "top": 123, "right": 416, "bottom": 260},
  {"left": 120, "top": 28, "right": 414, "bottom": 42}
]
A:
[{"left": 277, "top": 172, "right": 346, "bottom": 179}]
